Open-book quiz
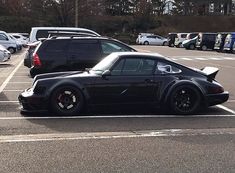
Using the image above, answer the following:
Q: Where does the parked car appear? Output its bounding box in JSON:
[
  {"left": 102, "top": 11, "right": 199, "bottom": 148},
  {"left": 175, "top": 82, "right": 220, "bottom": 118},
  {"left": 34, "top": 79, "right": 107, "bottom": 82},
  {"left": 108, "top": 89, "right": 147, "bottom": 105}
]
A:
[
  {"left": 186, "top": 33, "right": 199, "bottom": 40},
  {"left": 214, "top": 33, "right": 228, "bottom": 52},
  {"left": 10, "top": 33, "right": 28, "bottom": 47},
  {"left": 223, "top": 32, "right": 235, "bottom": 53},
  {"left": 0, "top": 44, "right": 11, "bottom": 62},
  {"left": 29, "top": 27, "right": 100, "bottom": 43},
  {"left": 0, "top": 31, "right": 17, "bottom": 54},
  {"left": 24, "top": 32, "right": 98, "bottom": 68},
  {"left": 136, "top": 33, "right": 154, "bottom": 44},
  {"left": 9, "top": 34, "right": 22, "bottom": 51},
  {"left": 167, "top": 33, "right": 177, "bottom": 47},
  {"left": 19, "top": 52, "right": 229, "bottom": 115},
  {"left": 136, "top": 34, "right": 167, "bottom": 45},
  {"left": 29, "top": 36, "right": 137, "bottom": 76},
  {"left": 174, "top": 33, "right": 188, "bottom": 47},
  {"left": 196, "top": 33, "right": 217, "bottom": 50},
  {"left": 182, "top": 36, "right": 198, "bottom": 50},
  {"left": 24, "top": 41, "right": 41, "bottom": 68}
]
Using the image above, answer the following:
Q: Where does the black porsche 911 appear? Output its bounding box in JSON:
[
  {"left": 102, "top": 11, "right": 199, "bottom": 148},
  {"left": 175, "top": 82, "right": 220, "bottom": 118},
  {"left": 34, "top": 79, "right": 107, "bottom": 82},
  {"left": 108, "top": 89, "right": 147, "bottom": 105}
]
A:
[{"left": 19, "top": 52, "right": 229, "bottom": 115}]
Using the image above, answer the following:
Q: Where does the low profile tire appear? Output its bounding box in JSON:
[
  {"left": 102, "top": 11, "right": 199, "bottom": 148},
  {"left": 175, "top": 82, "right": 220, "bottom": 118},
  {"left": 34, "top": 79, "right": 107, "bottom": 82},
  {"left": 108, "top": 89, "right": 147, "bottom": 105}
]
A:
[
  {"left": 8, "top": 47, "right": 16, "bottom": 54},
  {"left": 144, "top": 41, "right": 149, "bottom": 45},
  {"left": 50, "top": 86, "right": 84, "bottom": 116},
  {"left": 201, "top": 45, "right": 207, "bottom": 51},
  {"left": 189, "top": 44, "right": 195, "bottom": 50},
  {"left": 169, "top": 85, "right": 201, "bottom": 115}
]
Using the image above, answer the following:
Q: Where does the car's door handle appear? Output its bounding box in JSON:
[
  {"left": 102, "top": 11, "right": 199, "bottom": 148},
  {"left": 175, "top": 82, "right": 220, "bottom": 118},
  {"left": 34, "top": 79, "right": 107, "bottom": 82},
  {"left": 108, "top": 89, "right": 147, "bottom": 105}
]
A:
[{"left": 145, "top": 79, "right": 154, "bottom": 83}]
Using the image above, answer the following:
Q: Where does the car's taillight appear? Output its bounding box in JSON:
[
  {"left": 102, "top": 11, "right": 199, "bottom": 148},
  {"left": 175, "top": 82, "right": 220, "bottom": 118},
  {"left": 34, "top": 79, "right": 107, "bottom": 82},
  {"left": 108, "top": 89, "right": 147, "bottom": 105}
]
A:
[
  {"left": 33, "top": 53, "right": 42, "bottom": 67},
  {"left": 208, "top": 86, "right": 224, "bottom": 94}
]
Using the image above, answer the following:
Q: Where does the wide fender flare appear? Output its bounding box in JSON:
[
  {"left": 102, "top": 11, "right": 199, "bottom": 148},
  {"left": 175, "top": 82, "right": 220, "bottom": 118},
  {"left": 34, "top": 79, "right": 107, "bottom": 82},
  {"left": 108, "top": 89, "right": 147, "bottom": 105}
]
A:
[
  {"left": 162, "top": 80, "right": 205, "bottom": 104},
  {"left": 46, "top": 79, "right": 90, "bottom": 101}
]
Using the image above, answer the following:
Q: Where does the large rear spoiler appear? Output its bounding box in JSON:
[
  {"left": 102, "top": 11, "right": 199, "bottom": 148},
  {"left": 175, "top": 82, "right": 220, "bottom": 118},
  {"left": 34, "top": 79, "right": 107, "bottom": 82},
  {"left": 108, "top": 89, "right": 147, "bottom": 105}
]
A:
[{"left": 201, "top": 67, "right": 219, "bottom": 80}]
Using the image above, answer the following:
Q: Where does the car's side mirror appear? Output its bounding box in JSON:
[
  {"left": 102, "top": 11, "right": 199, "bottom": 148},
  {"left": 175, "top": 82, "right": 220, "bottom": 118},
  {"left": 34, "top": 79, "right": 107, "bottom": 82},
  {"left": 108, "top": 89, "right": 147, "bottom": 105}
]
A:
[{"left": 102, "top": 70, "right": 111, "bottom": 78}]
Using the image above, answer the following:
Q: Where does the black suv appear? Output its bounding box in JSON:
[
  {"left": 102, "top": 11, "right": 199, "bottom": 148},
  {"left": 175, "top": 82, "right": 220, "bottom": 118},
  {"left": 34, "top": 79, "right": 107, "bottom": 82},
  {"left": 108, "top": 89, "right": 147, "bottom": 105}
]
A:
[{"left": 30, "top": 37, "right": 136, "bottom": 76}]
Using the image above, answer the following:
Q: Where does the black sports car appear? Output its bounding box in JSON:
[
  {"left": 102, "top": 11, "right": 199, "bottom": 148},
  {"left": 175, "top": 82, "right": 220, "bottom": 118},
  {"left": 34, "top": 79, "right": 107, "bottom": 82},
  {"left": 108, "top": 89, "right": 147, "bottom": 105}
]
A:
[{"left": 19, "top": 52, "right": 229, "bottom": 115}]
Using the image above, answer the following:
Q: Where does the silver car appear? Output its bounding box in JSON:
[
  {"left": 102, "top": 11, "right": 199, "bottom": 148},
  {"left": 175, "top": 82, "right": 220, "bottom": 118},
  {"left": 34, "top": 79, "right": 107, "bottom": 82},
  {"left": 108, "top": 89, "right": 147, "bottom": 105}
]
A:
[{"left": 0, "top": 44, "right": 11, "bottom": 62}]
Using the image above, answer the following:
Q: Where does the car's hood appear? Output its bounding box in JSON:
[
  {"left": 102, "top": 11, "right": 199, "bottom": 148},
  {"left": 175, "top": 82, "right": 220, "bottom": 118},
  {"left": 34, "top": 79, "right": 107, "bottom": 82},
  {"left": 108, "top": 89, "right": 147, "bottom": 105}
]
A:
[{"left": 33, "top": 71, "right": 83, "bottom": 84}]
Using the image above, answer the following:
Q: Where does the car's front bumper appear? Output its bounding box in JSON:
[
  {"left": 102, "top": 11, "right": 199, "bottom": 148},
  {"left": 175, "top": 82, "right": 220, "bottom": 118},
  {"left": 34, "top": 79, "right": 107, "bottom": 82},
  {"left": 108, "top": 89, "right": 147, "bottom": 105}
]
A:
[
  {"left": 18, "top": 88, "right": 48, "bottom": 111},
  {"left": 205, "top": 91, "right": 229, "bottom": 106}
]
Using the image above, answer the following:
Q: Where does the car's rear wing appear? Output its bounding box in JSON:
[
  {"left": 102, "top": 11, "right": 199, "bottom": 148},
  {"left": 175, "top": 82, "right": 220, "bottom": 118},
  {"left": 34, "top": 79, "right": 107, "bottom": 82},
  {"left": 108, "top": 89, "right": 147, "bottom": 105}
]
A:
[{"left": 201, "top": 67, "right": 219, "bottom": 81}]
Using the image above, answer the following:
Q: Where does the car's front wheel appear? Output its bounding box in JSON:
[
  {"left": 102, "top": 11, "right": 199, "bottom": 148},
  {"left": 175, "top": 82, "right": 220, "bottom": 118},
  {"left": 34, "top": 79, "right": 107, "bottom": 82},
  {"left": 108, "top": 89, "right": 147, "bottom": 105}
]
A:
[
  {"left": 169, "top": 85, "right": 201, "bottom": 115},
  {"left": 50, "top": 86, "right": 84, "bottom": 116}
]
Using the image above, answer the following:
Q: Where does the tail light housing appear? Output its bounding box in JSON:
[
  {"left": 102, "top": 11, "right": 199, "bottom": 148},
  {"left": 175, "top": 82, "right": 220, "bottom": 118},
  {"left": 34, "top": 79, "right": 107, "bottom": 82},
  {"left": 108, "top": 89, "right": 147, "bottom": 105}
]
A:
[
  {"left": 33, "top": 53, "right": 42, "bottom": 67},
  {"left": 207, "top": 86, "right": 224, "bottom": 94}
]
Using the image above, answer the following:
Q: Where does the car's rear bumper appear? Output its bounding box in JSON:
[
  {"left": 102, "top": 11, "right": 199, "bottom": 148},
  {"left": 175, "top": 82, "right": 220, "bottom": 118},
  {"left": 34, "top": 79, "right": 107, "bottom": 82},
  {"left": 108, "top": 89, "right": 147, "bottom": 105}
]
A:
[
  {"left": 205, "top": 91, "right": 229, "bottom": 106},
  {"left": 18, "top": 88, "right": 48, "bottom": 111}
]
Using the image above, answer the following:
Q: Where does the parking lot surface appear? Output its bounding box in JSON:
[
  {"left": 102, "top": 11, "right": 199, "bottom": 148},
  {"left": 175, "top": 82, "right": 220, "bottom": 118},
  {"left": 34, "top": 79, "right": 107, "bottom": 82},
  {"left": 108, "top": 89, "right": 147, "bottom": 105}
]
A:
[{"left": 0, "top": 47, "right": 234, "bottom": 173}]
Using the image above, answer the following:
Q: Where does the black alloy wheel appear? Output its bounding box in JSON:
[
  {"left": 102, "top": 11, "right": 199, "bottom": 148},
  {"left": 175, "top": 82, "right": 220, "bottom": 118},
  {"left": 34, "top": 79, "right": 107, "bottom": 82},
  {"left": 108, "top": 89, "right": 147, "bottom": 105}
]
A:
[
  {"left": 170, "top": 85, "right": 201, "bottom": 115},
  {"left": 51, "top": 86, "right": 84, "bottom": 115}
]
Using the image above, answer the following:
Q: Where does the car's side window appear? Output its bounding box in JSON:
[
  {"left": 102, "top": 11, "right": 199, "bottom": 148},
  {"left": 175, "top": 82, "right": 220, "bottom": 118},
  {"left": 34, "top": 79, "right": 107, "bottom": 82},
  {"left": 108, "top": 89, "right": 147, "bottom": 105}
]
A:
[
  {"left": 45, "top": 40, "right": 69, "bottom": 52},
  {"left": 68, "top": 40, "right": 100, "bottom": 58},
  {"left": 155, "top": 61, "right": 182, "bottom": 74},
  {"left": 101, "top": 40, "right": 131, "bottom": 54},
  {"left": 0, "top": 34, "right": 8, "bottom": 41},
  {"left": 111, "top": 58, "right": 155, "bottom": 76}
]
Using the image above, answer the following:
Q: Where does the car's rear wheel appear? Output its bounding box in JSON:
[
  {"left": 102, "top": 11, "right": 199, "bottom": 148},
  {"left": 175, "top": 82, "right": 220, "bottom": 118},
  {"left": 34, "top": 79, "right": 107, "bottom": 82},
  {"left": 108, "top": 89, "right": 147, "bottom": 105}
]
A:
[
  {"left": 201, "top": 45, "right": 207, "bottom": 51},
  {"left": 169, "top": 85, "right": 201, "bottom": 115},
  {"left": 163, "top": 41, "right": 168, "bottom": 46},
  {"left": 50, "top": 86, "right": 84, "bottom": 116},
  {"left": 144, "top": 41, "right": 149, "bottom": 45},
  {"left": 189, "top": 44, "right": 195, "bottom": 50}
]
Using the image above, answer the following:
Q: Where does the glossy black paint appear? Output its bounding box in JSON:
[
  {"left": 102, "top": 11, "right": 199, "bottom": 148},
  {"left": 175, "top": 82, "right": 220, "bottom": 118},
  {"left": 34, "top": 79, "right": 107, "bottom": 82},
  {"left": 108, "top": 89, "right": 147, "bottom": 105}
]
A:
[{"left": 19, "top": 52, "right": 229, "bottom": 114}]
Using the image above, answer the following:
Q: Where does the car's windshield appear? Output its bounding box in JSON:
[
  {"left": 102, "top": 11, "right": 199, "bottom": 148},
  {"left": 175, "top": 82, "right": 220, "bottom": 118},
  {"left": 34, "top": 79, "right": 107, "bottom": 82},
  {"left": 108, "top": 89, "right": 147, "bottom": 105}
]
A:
[{"left": 91, "top": 53, "right": 118, "bottom": 74}]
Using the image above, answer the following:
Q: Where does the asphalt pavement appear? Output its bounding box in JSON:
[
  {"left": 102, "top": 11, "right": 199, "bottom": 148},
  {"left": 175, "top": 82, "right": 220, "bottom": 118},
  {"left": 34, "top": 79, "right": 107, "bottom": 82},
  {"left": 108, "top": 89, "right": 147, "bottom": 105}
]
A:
[{"left": 0, "top": 47, "right": 234, "bottom": 173}]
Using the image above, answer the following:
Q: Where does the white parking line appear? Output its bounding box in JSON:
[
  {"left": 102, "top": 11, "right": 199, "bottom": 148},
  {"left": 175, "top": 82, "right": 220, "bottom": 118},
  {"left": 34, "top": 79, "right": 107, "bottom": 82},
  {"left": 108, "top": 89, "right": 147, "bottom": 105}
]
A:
[
  {"left": 0, "top": 59, "right": 24, "bottom": 93},
  {"left": 0, "top": 128, "right": 235, "bottom": 143},
  {"left": 216, "top": 105, "right": 235, "bottom": 115},
  {"left": 0, "top": 114, "right": 235, "bottom": 121}
]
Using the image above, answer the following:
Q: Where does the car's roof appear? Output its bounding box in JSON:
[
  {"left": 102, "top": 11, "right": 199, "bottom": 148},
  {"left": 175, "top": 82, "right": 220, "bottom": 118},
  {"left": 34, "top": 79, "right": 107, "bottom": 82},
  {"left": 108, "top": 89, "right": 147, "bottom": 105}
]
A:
[
  {"left": 46, "top": 36, "right": 127, "bottom": 43},
  {"left": 112, "top": 52, "right": 166, "bottom": 60}
]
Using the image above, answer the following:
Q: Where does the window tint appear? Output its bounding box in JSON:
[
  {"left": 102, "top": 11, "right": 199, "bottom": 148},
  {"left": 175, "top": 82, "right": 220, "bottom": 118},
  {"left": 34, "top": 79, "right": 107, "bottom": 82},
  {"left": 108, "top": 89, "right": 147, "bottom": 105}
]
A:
[
  {"left": 36, "top": 29, "right": 97, "bottom": 40},
  {"left": 147, "top": 36, "right": 156, "bottom": 39},
  {"left": 0, "top": 34, "right": 8, "bottom": 41},
  {"left": 181, "top": 34, "right": 187, "bottom": 38},
  {"left": 13, "top": 35, "right": 21, "bottom": 39},
  {"left": 101, "top": 40, "right": 132, "bottom": 54},
  {"left": 68, "top": 40, "right": 100, "bottom": 57},
  {"left": 44, "top": 40, "right": 69, "bottom": 52},
  {"left": 111, "top": 58, "right": 155, "bottom": 76},
  {"left": 156, "top": 61, "right": 182, "bottom": 74}
]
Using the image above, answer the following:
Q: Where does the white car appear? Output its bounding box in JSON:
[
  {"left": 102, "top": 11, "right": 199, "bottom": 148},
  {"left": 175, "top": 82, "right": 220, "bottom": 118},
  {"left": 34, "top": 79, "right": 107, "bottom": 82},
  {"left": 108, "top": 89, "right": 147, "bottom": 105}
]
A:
[
  {"left": 10, "top": 33, "right": 28, "bottom": 47},
  {"left": 29, "top": 27, "right": 100, "bottom": 43},
  {"left": 138, "top": 35, "right": 168, "bottom": 45},
  {"left": 0, "top": 31, "right": 17, "bottom": 54},
  {"left": 174, "top": 33, "right": 188, "bottom": 47},
  {"left": 0, "top": 44, "right": 11, "bottom": 62}
]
